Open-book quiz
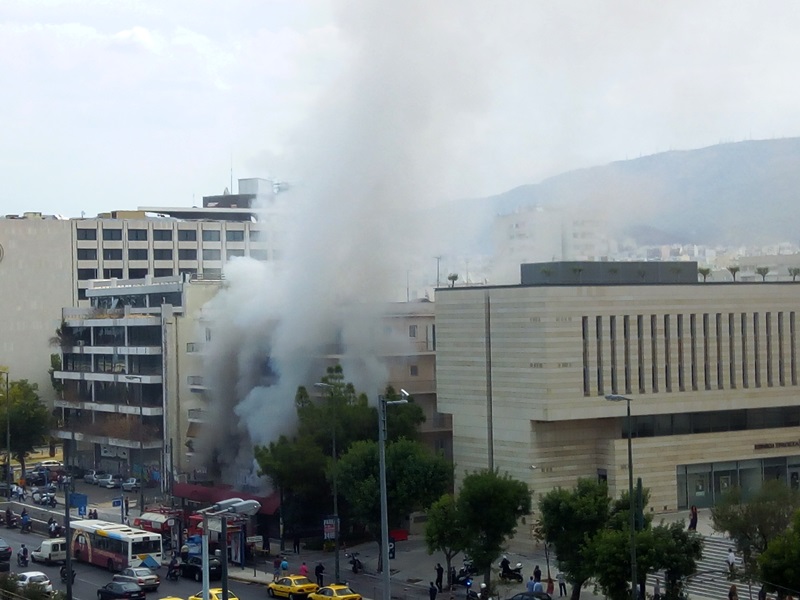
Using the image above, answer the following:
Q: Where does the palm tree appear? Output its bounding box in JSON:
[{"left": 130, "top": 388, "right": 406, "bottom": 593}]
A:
[
  {"left": 572, "top": 267, "right": 583, "bottom": 283},
  {"left": 789, "top": 267, "right": 800, "bottom": 282},
  {"left": 727, "top": 266, "right": 740, "bottom": 282},
  {"left": 755, "top": 267, "right": 770, "bottom": 282},
  {"left": 447, "top": 273, "right": 459, "bottom": 288},
  {"left": 698, "top": 267, "right": 711, "bottom": 282}
]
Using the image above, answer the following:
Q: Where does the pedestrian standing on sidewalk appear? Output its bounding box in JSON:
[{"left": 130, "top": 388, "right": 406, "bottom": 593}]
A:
[
  {"left": 435, "top": 563, "right": 444, "bottom": 592},
  {"left": 429, "top": 582, "right": 438, "bottom": 600},
  {"left": 688, "top": 505, "right": 698, "bottom": 531},
  {"left": 546, "top": 578, "right": 554, "bottom": 595},
  {"left": 533, "top": 565, "right": 542, "bottom": 582},
  {"left": 300, "top": 562, "right": 309, "bottom": 577},
  {"left": 293, "top": 533, "right": 301, "bottom": 554},
  {"left": 526, "top": 577, "right": 536, "bottom": 593},
  {"left": 125, "top": 496, "right": 130, "bottom": 517},
  {"left": 280, "top": 556, "right": 289, "bottom": 575},
  {"left": 315, "top": 562, "right": 325, "bottom": 586},
  {"left": 556, "top": 572, "right": 567, "bottom": 597},
  {"left": 273, "top": 556, "right": 281, "bottom": 580}
]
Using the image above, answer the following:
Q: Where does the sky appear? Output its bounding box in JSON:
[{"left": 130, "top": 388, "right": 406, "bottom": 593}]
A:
[{"left": 3, "top": 1, "right": 800, "bottom": 218}]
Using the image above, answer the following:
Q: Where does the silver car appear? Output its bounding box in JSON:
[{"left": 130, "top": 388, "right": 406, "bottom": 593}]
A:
[
  {"left": 113, "top": 567, "right": 160, "bottom": 592},
  {"left": 121, "top": 478, "right": 141, "bottom": 492}
]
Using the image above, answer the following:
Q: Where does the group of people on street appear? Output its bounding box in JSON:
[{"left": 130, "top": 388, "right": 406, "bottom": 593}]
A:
[
  {"left": 271, "top": 554, "right": 325, "bottom": 587},
  {"left": 525, "top": 564, "right": 560, "bottom": 596}
]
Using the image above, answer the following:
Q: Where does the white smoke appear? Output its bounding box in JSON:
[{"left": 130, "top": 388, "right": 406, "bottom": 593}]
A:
[{"left": 196, "top": 1, "right": 498, "bottom": 483}]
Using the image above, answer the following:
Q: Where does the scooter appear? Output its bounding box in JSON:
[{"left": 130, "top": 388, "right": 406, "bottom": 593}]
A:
[
  {"left": 17, "top": 553, "right": 29, "bottom": 568},
  {"left": 453, "top": 559, "right": 478, "bottom": 586},
  {"left": 60, "top": 567, "right": 76, "bottom": 584},
  {"left": 2, "top": 513, "right": 18, "bottom": 529},
  {"left": 499, "top": 562, "right": 524, "bottom": 583},
  {"left": 165, "top": 567, "right": 180, "bottom": 581},
  {"left": 346, "top": 552, "right": 363, "bottom": 574}
]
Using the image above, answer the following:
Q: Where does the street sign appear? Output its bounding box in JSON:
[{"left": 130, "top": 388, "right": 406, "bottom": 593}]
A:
[
  {"left": 388, "top": 536, "right": 396, "bottom": 560},
  {"left": 69, "top": 492, "right": 88, "bottom": 509},
  {"left": 112, "top": 498, "right": 122, "bottom": 508},
  {"left": 78, "top": 505, "right": 87, "bottom": 517},
  {"left": 323, "top": 517, "right": 338, "bottom": 541}
]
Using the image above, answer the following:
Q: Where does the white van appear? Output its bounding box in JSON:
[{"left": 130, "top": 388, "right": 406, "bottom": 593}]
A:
[{"left": 31, "top": 538, "right": 67, "bottom": 565}]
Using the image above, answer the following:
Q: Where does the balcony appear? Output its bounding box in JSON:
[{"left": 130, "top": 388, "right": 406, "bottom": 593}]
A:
[
  {"left": 53, "top": 414, "right": 163, "bottom": 449},
  {"left": 56, "top": 381, "right": 164, "bottom": 415},
  {"left": 187, "top": 409, "right": 206, "bottom": 423},
  {"left": 187, "top": 376, "right": 206, "bottom": 391},
  {"left": 388, "top": 380, "right": 436, "bottom": 395}
]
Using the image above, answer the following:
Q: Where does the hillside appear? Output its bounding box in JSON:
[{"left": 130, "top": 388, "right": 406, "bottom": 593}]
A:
[{"left": 486, "top": 138, "right": 800, "bottom": 246}]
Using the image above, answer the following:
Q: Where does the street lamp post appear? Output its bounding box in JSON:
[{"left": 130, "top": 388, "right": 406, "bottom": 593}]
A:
[
  {"left": 1, "top": 370, "right": 10, "bottom": 493},
  {"left": 198, "top": 498, "right": 261, "bottom": 600},
  {"left": 605, "top": 394, "right": 637, "bottom": 600},
  {"left": 314, "top": 382, "right": 340, "bottom": 583},
  {"left": 378, "top": 390, "right": 409, "bottom": 600}
]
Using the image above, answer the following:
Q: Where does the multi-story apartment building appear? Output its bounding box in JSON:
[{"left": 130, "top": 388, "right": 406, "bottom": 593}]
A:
[{"left": 436, "top": 261, "right": 800, "bottom": 519}]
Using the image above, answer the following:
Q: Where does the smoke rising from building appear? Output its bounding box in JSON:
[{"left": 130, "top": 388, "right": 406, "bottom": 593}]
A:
[{"left": 195, "top": 1, "right": 496, "bottom": 484}]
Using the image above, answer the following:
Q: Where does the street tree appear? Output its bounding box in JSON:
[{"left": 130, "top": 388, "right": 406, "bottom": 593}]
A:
[
  {"left": 0, "top": 380, "right": 51, "bottom": 474},
  {"left": 756, "top": 267, "right": 770, "bottom": 282},
  {"left": 538, "top": 478, "right": 611, "bottom": 600},
  {"left": 711, "top": 480, "right": 800, "bottom": 579},
  {"left": 425, "top": 493, "right": 468, "bottom": 587},
  {"left": 789, "top": 267, "right": 800, "bottom": 282},
  {"left": 758, "top": 509, "right": 800, "bottom": 597},
  {"left": 457, "top": 470, "right": 531, "bottom": 583},
  {"left": 698, "top": 267, "right": 712, "bottom": 282},
  {"left": 727, "top": 265, "right": 741, "bottom": 281},
  {"left": 336, "top": 437, "right": 452, "bottom": 572}
]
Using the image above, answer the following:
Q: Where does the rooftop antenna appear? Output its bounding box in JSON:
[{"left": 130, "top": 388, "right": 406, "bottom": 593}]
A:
[
  {"left": 230, "top": 153, "right": 234, "bottom": 194},
  {"left": 434, "top": 256, "right": 442, "bottom": 287}
]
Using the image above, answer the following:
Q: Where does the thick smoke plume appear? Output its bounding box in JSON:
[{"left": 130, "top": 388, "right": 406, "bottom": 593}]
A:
[{"left": 195, "top": 1, "right": 496, "bottom": 485}]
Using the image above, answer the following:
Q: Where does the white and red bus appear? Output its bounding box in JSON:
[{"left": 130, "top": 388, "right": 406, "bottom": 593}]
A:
[{"left": 70, "top": 519, "right": 163, "bottom": 571}]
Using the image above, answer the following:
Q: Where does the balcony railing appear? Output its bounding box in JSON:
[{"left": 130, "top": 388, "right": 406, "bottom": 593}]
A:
[{"left": 55, "top": 415, "right": 162, "bottom": 444}]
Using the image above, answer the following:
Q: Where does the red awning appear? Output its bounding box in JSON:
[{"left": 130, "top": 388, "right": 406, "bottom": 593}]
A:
[{"left": 172, "top": 483, "right": 280, "bottom": 515}]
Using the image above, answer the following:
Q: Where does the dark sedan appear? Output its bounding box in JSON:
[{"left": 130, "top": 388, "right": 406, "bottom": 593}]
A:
[
  {"left": 0, "top": 538, "right": 12, "bottom": 562},
  {"left": 180, "top": 556, "right": 222, "bottom": 582},
  {"left": 97, "top": 582, "right": 146, "bottom": 600},
  {"left": 507, "top": 593, "right": 552, "bottom": 600}
]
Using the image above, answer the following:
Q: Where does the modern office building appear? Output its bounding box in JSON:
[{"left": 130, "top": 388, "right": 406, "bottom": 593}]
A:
[{"left": 436, "top": 261, "right": 800, "bottom": 519}]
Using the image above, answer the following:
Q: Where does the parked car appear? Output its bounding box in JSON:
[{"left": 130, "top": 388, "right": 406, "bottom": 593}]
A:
[
  {"left": 113, "top": 567, "right": 160, "bottom": 592},
  {"left": 0, "top": 538, "right": 12, "bottom": 561},
  {"left": 24, "top": 470, "right": 48, "bottom": 486},
  {"left": 268, "top": 575, "right": 319, "bottom": 599},
  {"left": 99, "top": 474, "right": 124, "bottom": 489},
  {"left": 84, "top": 470, "right": 107, "bottom": 484},
  {"left": 17, "top": 571, "right": 54, "bottom": 595},
  {"left": 188, "top": 590, "right": 239, "bottom": 600},
  {"left": 180, "top": 556, "right": 221, "bottom": 582},
  {"left": 121, "top": 478, "right": 140, "bottom": 492},
  {"left": 36, "top": 460, "right": 64, "bottom": 470},
  {"left": 309, "top": 585, "right": 362, "bottom": 600},
  {"left": 97, "top": 582, "right": 146, "bottom": 600}
]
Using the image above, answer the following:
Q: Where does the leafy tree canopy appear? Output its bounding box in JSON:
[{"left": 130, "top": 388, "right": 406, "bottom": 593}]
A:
[
  {"left": 711, "top": 480, "right": 800, "bottom": 574},
  {"left": 425, "top": 493, "right": 468, "bottom": 584},
  {"left": 0, "top": 379, "right": 51, "bottom": 473},
  {"left": 457, "top": 469, "right": 531, "bottom": 580},
  {"left": 758, "top": 509, "right": 800, "bottom": 596}
]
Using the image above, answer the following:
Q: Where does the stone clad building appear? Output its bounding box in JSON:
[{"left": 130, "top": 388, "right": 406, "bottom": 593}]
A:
[{"left": 436, "top": 261, "right": 800, "bottom": 516}]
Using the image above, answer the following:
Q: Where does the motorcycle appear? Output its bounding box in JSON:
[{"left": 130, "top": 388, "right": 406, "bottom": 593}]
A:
[
  {"left": 466, "top": 582, "right": 487, "bottom": 600},
  {"left": 33, "top": 491, "right": 57, "bottom": 508},
  {"left": 346, "top": 552, "right": 363, "bottom": 574},
  {"left": 453, "top": 559, "right": 478, "bottom": 586},
  {"left": 165, "top": 567, "right": 180, "bottom": 581},
  {"left": 499, "top": 561, "right": 524, "bottom": 583},
  {"left": 2, "top": 513, "right": 18, "bottom": 529},
  {"left": 60, "top": 567, "right": 76, "bottom": 584},
  {"left": 17, "top": 553, "right": 29, "bottom": 568},
  {"left": 20, "top": 518, "right": 32, "bottom": 533}
]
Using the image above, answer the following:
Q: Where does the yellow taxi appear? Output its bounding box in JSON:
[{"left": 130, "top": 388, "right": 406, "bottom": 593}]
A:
[
  {"left": 309, "top": 584, "right": 362, "bottom": 600},
  {"left": 160, "top": 597, "right": 185, "bottom": 600},
  {"left": 267, "top": 575, "right": 319, "bottom": 599},
  {"left": 188, "top": 590, "right": 240, "bottom": 600}
]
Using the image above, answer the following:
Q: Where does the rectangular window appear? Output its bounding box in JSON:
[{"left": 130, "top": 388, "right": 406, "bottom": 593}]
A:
[
  {"left": 677, "top": 314, "right": 685, "bottom": 391},
  {"left": 623, "top": 315, "right": 631, "bottom": 394},
  {"left": 716, "top": 313, "right": 723, "bottom": 389},
  {"left": 690, "top": 314, "right": 698, "bottom": 391},
  {"left": 128, "top": 229, "right": 148, "bottom": 241},
  {"left": 610, "top": 316, "right": 618, "bottom": 394},
  {"left": 153, "top": 230, "right": 172, "bottom": 241},
  {"left": 128, "top": 268, "right": 148, "bottom": 279},
  {"left": 226, "top": 249, "right": 245, "bottom": 260},
  {"left": 410, "top": 365, "right": 419, "bottom": 377},
  {"left": 77, "top": 268, "right": 97, "bottom": 280},
  {"left": 741, "top": 313, "right": 749, "bottom": 388},
  {"left": 766, "top": 312, "right": 773, "bottom": 387},
  {"left": 179, "top": 267, "right": 197, "bottom": 277},
  {"left": 664, "top": 314, "right": 671, "bottom": 392},
  {"left": 203, "top": 249, "right": 221, "bottom": 261},
  {"left": 128, "top": 248, "right": 148, "bottom": 261},
  {"left": 226, "top": 230, "right": 245, "bottom": 242},
  {"left": 754, "top": 313, "right": 761, "bottom": 388},
  {"left": 178, "top": 230, "right": 197, "bottom": 241},
  {"left": 102, "top": 228, "right": 122, "bottom": 241},
  {"left": 778, "top": 312, "right": 785, "bottom": 386},
  {"left": 703, "top": 314, "right": 710, "bottom": 390},
  {"left": 76, "top": 228, "right": 97, "bottom": 240},
  {"left": 650, "top": 315, "right": 658, "bottom": 392},
  {"left": 202, "top": 230, "right": 221, "bottom": 242},
  {"left": 250, "top": 229, "right": 264, "bottom": 242},
  {"left": 596, "top": 316, "right": 604, "bottom": 395},
  {"left": 637, "top": 315, "right": 645, "bottom": 393},
  {"left": 178, "top": 249, "right": 197, "bottom": 260},
  {"left": 77, "top": 248, "right": 97, "bottom": 260},
  {"left": 250, "top": 249, "right": 269, "bottom": 261},
  {"left": 582, "top": 316, "right": 590, "bottom": 396},
  {"left": 728, "top": 313, "right": 736, "bottom": 389},
  {"left": 409, "top": 325, "right": 418, "bottom": 338},
  {"left": 103, "top": 268, "right": 123, "bottom": 279},
  {"left": 154, "top": 268, "right": 173, "bottom": 277},
  {"left": 154, "top": 249, "right": 172, "bottom": 260},
  {"left": 103, "top": 248, "right": 122, "bottom": 261}
]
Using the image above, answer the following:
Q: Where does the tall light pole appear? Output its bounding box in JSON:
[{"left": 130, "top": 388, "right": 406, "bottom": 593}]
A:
[
  {"left": 125, "top": 375, "right": 145, "bottom": 513},
  {"left": 314, "top": 382, "right": 340, "bottom": 583},
  {"left": 1, "top": 369, "right": 10, "bottom": 493},
  {"left": 378, "top": 389, "right": 409, "bottom": 600},
  {"left": 605, "top": 394, "right": 637, "bottom": 600}
]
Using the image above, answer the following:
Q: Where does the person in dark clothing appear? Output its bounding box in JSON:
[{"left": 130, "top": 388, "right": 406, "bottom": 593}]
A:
[
  {"left": 435, "top": 563, "right": 444, "bottom": 592},
  {"left": 293, "top": 534, "right": 301, "bottom": 554},
  {"left": 429, "top": 582, "right": 438, "bottom": 600},
  {"left": 688, "top": 505, "right": 698, "bottom": 531},
  {"left": 315, "top": 562, "right": 325, "bottom": 587},
  {"left": 533, "top": 565, "right": 542, "bottom": 582}
]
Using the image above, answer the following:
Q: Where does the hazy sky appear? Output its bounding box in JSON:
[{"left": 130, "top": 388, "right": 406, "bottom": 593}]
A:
[{"left": 3, "top": 1, "right": 800, "bottom": 217}]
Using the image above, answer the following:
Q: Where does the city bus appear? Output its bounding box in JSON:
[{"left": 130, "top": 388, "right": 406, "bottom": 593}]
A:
[{"left": 70, "top": 519, "right": 163, "bottom": 572}]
